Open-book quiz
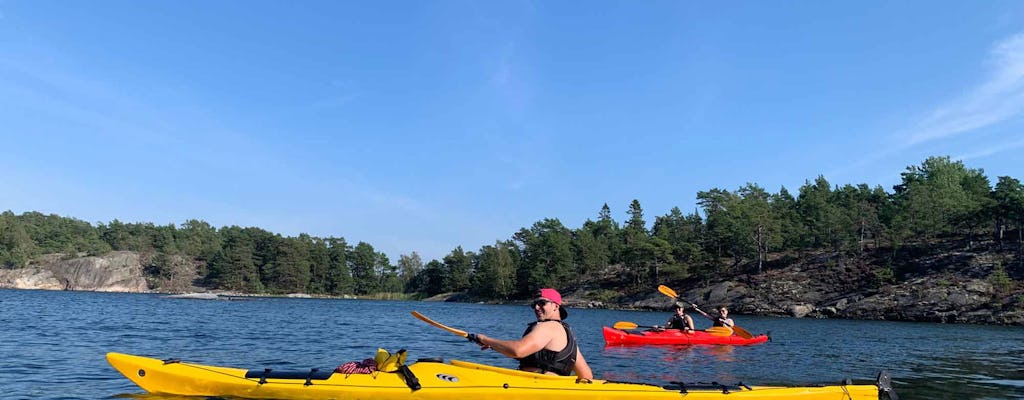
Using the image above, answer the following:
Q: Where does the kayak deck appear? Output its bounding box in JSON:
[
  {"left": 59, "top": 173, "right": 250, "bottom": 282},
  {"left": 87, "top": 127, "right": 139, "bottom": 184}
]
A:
[{"left": 107, "top": 352, "right": 891, "bottom": 400}]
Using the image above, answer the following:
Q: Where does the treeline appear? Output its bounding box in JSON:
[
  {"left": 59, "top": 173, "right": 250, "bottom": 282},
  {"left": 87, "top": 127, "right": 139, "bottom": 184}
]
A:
[{"left": 1, "top": 156, "right": 1022, "bottom": 299}]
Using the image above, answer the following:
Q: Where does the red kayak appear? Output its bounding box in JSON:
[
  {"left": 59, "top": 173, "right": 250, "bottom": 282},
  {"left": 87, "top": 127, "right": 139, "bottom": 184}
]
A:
[{"left": 603, "top": 326, "right": 770, "bottom": 346}]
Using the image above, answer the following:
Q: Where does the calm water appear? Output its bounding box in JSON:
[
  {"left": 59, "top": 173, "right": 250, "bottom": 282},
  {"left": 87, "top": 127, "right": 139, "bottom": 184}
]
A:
[{"left": 1, "top": 289, "right": 1022, "bottom": 399}]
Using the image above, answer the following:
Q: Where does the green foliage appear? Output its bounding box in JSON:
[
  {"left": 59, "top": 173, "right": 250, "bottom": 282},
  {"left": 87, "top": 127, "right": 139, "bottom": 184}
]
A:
[
  {"left": 176, "top": 220, "right": 220, "bottom": 260},
  {"left": 989, "top": 264, "right": 1012, "bottom": 293},
  {"left": 205, "top": 226, "right": 262, "bottom": 292},
  {"left": 360, "top": 292, "right": 415, "bottom": 300},
  {"left": 470, "top": 241, "right": 516, "bottom": 300},
  {"left": 797, "top": 176, "right": 847, "bottom": 250},
  {"left": 5, "top": 154, "right": 1024, "bottom": 303},
  {"left": 415, "top": 260, "right": 446, "bottom": 296},
  {"left": 397, "top": 252, "right": 423, "bottom": 291},
  {"left": 621, "top": 200, "right": 653, "bottom": 287},
  {"left": 442, "top": 246, "right": 472, "bottom": 293},
  {"left": 303, "top": 235, "right": 330, "bottom": 294},
  {"left": 324, "top": 237, "right": 352, "bottom": 295},
  {"left": 0, "top": 212, "right": 36, "bottom": 268},
  {"left": 514, "top": 219, "right": 573, "bottom": 296},
  {"left": 348, "top": 242, "right": 381, "bottom": 295},
  {"left": 892, "top": 156, "right": 990, "bottom": 239},
  {"left": 572, "top": 226, "right": 608, "bottom": 279},
  {"left": 588, "top": 289, "right": 622, "bottom": 304},
  {"left": 874, "top": 266, "right": 896, "bottom": 285},
  {"left": 264, "top": 238, "right": 312, "bottom": 294}
]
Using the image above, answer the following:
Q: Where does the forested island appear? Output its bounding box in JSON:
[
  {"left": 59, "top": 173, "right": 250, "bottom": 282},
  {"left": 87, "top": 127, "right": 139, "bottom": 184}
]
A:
[{"left": 2, "top": 156, "right": 1022, "bottom": 324}]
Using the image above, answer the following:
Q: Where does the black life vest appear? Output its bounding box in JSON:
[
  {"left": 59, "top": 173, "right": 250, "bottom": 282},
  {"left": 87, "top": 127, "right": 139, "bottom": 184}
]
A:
[
  {"left": 516, "top": 320, "right": 577, "bottom": 376},
  {"left": 666, "top": 315, "right": 689, "bottom": 330}
]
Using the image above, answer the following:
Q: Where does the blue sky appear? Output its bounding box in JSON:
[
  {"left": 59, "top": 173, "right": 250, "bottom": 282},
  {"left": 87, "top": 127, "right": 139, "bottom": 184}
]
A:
[{"left": 3, "top": 1, "right": 1024, "bottom": 262}]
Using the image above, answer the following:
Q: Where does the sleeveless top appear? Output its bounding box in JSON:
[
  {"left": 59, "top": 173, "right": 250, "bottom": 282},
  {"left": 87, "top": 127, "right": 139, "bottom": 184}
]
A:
[
  {"left": 666, "top": 315, "right": 689, "bottom": 330},
  {"left": 516, "top": 320, "right": 577, "bottom": 376}
]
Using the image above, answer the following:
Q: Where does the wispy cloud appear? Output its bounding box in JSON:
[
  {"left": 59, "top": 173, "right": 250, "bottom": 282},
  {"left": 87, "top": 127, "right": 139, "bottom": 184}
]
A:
[
  {"left": 954, "top": 136, "right": 1024, "bottom": 161},
  {"left": 908, "top": 33, "right": 1024, "bottom": 145}
]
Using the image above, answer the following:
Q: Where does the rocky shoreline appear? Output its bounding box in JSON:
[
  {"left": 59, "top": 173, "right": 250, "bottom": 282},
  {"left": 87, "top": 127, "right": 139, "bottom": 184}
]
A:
[{"left": 2, "top": 250, "right": 1021, "bottom": 326}]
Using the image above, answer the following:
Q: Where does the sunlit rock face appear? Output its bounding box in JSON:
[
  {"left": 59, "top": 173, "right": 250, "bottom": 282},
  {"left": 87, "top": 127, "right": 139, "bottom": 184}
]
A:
[{"left": 0, "top": 251, "right": 148, "bottom": 292}]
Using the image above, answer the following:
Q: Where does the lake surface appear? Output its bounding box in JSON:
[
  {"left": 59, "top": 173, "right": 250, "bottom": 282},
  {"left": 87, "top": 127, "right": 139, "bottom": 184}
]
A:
[{"left": 1, "top": 289, "right": 1022, "bottom": 399}]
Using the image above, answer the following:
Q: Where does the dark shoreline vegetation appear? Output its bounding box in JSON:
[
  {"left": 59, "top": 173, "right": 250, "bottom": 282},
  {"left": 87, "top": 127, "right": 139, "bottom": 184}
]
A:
[{"left": 2, "top": 156, "right": 1023, "bottom": 322}]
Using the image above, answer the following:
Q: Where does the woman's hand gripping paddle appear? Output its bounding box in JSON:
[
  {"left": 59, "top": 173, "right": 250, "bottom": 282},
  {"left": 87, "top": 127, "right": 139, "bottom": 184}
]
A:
[{"left": 656, "top": 285, "right": 755, "bottom": 339}]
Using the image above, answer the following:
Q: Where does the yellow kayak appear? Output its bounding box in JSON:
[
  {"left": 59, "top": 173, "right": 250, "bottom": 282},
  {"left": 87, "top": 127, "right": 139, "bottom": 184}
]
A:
[{"left": 107, "top": 352, "right": 895, "bottom": 400}]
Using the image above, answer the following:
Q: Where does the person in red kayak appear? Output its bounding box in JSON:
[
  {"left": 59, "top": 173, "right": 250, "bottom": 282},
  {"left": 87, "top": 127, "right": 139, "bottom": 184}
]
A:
[
  {"left": 693, "top": 304, "right": 735, "bottom": 328},
  {"left": 468, "top": 288, "right": 594, "bottom": 382},
  {"left": 665, "top": 302, "right": 695, "bottom": 332}
]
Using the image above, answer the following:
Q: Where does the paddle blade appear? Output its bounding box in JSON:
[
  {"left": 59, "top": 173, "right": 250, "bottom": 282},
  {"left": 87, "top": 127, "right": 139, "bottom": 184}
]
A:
[
  {"left": 657, "top": 285, "right": 678, "bottom": 299},
  {"left": 612, "top": 321, "right": 639, "bottom": 330},
  {"left": 732, "top": 325, "right": 754, "bottom": 339},
  {"left": 705, "top": 326, "right": 734, "bottom": 337}
]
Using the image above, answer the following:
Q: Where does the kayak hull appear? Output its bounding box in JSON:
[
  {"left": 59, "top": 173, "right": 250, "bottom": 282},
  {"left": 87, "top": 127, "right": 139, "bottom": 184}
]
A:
[
  {"left": 603, "top": 326, "right": 770, "bottom": 346},
  {"left": 107, "top": 352, "right": 886, "bottom": 400}
]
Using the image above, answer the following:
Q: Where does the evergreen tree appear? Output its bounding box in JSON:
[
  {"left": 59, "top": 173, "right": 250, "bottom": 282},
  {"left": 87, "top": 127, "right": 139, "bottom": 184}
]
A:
[
  {"left": 263, "top": 237, "right": 311, "bottom": 293},
  {"left": 594, "top": 203, "right": 622, "bottom": 264},
  {"left": 797, "top": 176, "right": 845, "bottom": 250},
  {"left": 325, "top": 237, "right": 352, "bottom": 295},
  {"left": 621, "top": 199, "right": 658, "bottom": 286},
  {"left": 176, "top": 219, "right": 221, "bottom": 261},
  {"left": 348, "top": 242, "right": 380, "bottom": 294},
  {"left": 419, "top": 260, "right": 446, "bottom": 295},
  {"left": 992, "top": 176, "right": 1024, "bottom": 272},
  {"left": 515, "top": 219, "right": 573, "bottom": 296},
  {"left": 771, "top": 186, "right": 806, "bottom": 250},
  {"left": 442, "top": 246, "right": 472, "bottom": 292},
  {"left": 150, "top": 224, "right": 178, "bottom": 254},
  {"left": 206, "top": 227, "right": 261, "bottom": 292},
  {"left": 304, "top": 234, "right": 330, "bottom": 294},
  {"left": 959, "top": 171, "right": 994, "bottom": 249},
  {"left": 698, "top": 188, "right": 745, "bottom": 267},
  {"left": 376, "top": 252, "right": 401, "bottom": 293},
  {"left": 0, "top": 212, "right": 36, "bottom": 268},
  {"left": 738, "top": 183, "right": 780, "bottom": 272},
  {"left": 893, "top": 156, "right": 988, "bottom": 241},
  {"left": 572, "top": 224, "right": 608, "bottom": 279}
]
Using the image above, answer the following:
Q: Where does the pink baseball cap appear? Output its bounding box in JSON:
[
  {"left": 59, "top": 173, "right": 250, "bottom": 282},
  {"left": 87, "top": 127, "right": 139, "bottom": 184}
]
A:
[{"left": 538, "top": 288, "right": 568, "bottom": 319}]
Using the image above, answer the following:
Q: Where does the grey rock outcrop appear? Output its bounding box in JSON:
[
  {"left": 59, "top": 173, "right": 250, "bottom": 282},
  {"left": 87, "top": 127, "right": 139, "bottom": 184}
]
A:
[{"left": 0, "top": 251, "right": 148, "bottom": 292}]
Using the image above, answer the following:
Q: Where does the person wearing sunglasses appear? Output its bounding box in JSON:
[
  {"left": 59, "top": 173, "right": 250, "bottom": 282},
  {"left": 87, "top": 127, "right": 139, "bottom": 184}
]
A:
[
  {"left": 466, "top": 288, "right": 593, "bottom": 382},
  {"left": 693, "top": 304, "right": 735, "bottom": 328},
  {"left": 664, "top": 302, "right": 695, "bottom": 332}
]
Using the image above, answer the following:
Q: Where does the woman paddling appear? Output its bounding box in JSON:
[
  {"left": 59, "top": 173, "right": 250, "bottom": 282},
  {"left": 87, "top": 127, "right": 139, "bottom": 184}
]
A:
[{"left": 694, "top": 304, "right": 735, "bottom": 328}]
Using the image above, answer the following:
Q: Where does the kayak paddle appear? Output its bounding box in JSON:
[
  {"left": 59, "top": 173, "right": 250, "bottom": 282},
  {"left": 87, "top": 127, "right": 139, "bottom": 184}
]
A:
[
  {"left": 731, "top": 326, "right": 754, "bottom": 339},
  {"left": 613, "top": 321, "right": 694, "bottom": 333},
  {"left": 411, "top": 311, "right": 483, "bottom": 344},
  {"left": 704, "top": 326, "right": 734, "bottom": 337},
  {"left": 657, "top": 284, "right": 755, "bottom": 340},
  {"left": 614, "top": 321, "right": 658, "bottom": 330}
]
